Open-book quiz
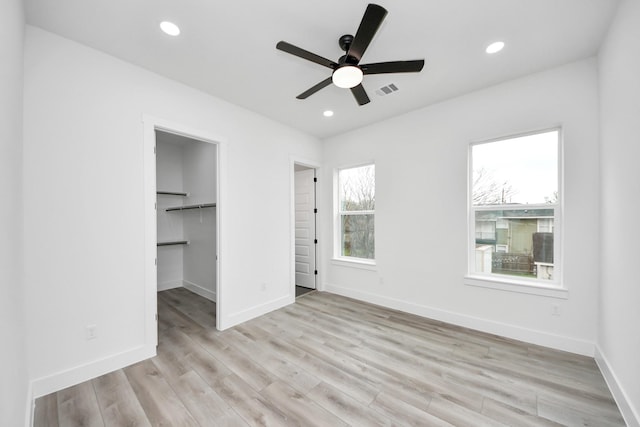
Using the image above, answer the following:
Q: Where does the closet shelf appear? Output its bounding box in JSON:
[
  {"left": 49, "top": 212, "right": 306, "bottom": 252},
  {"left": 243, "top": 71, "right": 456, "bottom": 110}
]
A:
[
  {"left": 157, "top": 240, "right": 189, "bottom": 247},
  {"left": 166, "top": 203, "right": 216, "bottom": 212},
  {"left": 157, "top": 191, "right": 188, "bottom": 196}
]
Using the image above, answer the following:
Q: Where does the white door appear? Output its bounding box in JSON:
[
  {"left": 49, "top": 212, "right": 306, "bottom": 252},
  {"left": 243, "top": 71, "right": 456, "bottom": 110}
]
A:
[{"left": 295, "top": 169, "right": 316, "bottom": 289}]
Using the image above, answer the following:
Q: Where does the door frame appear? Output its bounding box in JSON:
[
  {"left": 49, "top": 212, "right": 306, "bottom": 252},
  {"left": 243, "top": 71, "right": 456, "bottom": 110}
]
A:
[
  {"left": 290, "top": 157, "right": 321, "bottom": 298},
  {"left": 143, "top": 115, "right": 225, "bottom": 348}
]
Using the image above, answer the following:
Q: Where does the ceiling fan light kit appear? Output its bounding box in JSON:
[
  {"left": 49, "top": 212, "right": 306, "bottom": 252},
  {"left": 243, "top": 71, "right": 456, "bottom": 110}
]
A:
[
  {"left": 332, "top": 65, "right": 364, "bottom": 89},
  {"left": 276, "top": 3, "right": 425, "bottom": 106}
]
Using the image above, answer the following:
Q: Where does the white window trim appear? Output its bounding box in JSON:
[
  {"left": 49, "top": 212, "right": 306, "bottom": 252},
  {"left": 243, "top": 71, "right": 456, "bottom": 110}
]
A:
[
  {"left": 331, "top": 257, "right": 377, "bottom": 270},
  {"left": 464, "top": 275, "right": 568, "bottom": 299},
  {"left": 466, "top": 127, "right": 564, "bottom": 296},
  {"left": 333, "top": 162, "right": 376, "bottom": 265}
]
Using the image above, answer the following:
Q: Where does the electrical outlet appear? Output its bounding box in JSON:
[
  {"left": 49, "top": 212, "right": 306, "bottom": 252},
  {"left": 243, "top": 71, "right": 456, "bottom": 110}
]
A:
[
  {"left": 261, "top": 282, "right": 267, "bottom": 291},
  {"left": 86, "top": 324, "right": 97, "bottom": 340},
  {"left": 551, "top": 304, "right": 560, "bottom": 316}
]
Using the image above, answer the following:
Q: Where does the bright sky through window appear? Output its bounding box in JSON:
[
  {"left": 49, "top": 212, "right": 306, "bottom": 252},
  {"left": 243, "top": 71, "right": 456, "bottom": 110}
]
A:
[{"left": 472, "top": 130, "right": 558, "bottom": 205}]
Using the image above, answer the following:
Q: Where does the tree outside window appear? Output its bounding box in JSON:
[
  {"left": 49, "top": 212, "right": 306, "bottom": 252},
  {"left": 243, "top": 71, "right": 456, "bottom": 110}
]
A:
[{"left": 338, "top": 164, "right": 375, "bottom": 260}]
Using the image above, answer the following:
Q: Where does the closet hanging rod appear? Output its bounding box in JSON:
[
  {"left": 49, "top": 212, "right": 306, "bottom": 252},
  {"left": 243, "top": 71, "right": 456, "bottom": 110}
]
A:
[
  {"left": 157, "top": 191, "right": 188, "bottom": 196},
  {"left": 157, "top": 240, "right": 189, "bottom": 247},
  {"left": 166, "top": 203, "right": 216, "bottom": 212}
]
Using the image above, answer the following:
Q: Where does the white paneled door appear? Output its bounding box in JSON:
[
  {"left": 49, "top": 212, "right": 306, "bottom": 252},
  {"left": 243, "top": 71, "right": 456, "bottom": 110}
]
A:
[{"left": 295, "top": 169, "right": 316, "bottom": 289}]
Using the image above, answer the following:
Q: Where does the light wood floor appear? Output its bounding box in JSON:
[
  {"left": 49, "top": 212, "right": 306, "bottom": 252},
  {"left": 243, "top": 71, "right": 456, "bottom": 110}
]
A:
[{"left": 34, "top": 288, "right": 625, "bottom": 426}]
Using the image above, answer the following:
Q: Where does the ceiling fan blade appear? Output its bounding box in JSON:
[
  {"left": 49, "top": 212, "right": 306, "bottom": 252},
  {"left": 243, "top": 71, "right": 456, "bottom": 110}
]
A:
[
  {"left": 296, "top": 77, "right": 333, "bottom": 99},
  {"left": 346, "top": 4, "right": 388, "bottom": 63},
  {"left": 361, "top": 60, "right": 425, "bottom": 75},
  {"left": 350, "top": 84, "right": 370, "bottom": 105},
  {"left": 276, "top": 41, "right": 337, "bottom": 69}
]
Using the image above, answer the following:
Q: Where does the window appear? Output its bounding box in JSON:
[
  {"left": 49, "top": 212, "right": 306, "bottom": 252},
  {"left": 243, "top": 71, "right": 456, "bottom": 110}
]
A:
[
  {"left": 469, "top": 129, "right": 561, "bottom": 287},
  {"left": 336, "top": 164, "right": 375, "bottom": 261}
]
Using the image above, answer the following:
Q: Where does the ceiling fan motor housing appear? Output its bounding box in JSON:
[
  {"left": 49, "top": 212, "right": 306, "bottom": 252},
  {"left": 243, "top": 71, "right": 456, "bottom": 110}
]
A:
[{"left": 339, "top": 34, "right": 355, "bottom": 57}]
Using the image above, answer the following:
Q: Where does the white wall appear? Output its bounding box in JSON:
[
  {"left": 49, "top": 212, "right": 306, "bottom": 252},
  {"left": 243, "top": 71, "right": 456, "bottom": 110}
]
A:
[
  {"left": 0, "top": 0, "right": 28, "bottom": 425},
  {"left": 598, "top": 0, "right": 640, "bottom": 424},
  {"left": 156, "top": 138, "right": 185, "bottom": 291},
  {"left": 23, "top": 26, "right": 322, "bottom": 396},
  {"left": 321, "top": 59, "right": 601, "bottom": 355},
  {"left": 183, "top": 141, "right": 217, "bottom": 300}
]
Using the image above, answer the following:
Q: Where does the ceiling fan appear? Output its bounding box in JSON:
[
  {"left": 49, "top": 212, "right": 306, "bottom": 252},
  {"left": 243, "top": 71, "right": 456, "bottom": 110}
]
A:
[{"left": 276, "top": 3, "right": 425, "bottom": 106}]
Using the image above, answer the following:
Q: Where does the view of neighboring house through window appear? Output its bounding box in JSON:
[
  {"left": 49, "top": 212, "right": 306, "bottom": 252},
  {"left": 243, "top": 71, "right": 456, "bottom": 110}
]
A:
[
  {"left": 337, "top": 163, "right": 375, "bottom": 260},
  {"left": 470, "top": 129, "right": 560, "bottom": 284}
]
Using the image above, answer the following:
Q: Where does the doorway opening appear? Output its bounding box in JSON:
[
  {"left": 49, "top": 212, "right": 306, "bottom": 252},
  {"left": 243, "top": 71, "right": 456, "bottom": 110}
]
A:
[
  {"left": 144, "top": 117, "right": 222, "bottom": 348},
  {"left": 293, "top": 163, "right": 318, "bottom": 298},
  {"left": 155, "top": 129, "right": 218, "bottom": 309}
]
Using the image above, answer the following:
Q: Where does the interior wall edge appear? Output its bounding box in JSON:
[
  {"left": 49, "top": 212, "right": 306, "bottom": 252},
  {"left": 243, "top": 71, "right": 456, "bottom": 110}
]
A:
[
  {"left": 596, "top": 0, "right": 640, "bottom": 420},
  {"left": 595, "top": 345, "right": 640, "bottom": 427},
  {"left": 1, "top": 0, "right": 27, "bottom": 421},
  {"left": 29, "top": 344, "right": 155, "bottom": 399},
  {"left": 25, "top": 381, "right": 33, "bottom": 427},
  {"left": 323, "top": 283, "right": 595, "bottom": 357}
]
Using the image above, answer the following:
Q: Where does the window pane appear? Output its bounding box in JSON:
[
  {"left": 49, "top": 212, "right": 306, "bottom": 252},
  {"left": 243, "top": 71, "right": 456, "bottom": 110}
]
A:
[
  {"left": 472, "top": 131, "right": 558, "bottom": 205},
  {"left": 339, "top": 164, "right": 375, "bottom": 211},
  {"left": 341, "top": 214, "right": 374, "bottom": 259},
  {"left": 474, "top": 209, "right": 554, "bottom": 280}
]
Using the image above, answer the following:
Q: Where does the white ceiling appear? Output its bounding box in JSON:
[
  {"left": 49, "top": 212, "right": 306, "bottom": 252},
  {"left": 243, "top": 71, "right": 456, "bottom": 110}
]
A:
[{"left": 25, "top": 0, "right": 619, "bottom": 139}]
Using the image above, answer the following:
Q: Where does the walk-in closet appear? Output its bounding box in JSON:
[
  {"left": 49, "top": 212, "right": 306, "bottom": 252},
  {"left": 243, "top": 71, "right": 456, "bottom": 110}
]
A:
[{"left": 155, "top": 130, "right": 218, "bottom": 316}]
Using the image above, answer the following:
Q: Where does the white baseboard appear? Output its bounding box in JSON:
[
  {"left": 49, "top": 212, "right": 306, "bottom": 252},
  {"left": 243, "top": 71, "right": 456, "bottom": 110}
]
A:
[
  {"left": 183, "top": 280, "right": 216, "bottom": 302},
  {"left": 595, "top": 345, "right": 640, "bottom": 427},
  {"left": 220, "top": 294, "right": 293, "bottom": 331},
  {"left": 30, "top": 344, "right": 155, "bottom": 399},
  {"left": 323, "top": 283, "right": 594, "bottom": 356},
  {"left": 157, "top": 279, "right": 182, "bottom": 292}
]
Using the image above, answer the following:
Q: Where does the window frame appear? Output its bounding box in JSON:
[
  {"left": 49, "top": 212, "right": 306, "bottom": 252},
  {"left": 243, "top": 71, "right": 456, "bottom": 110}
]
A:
[
  {"left": 333, "top": 162, "right": 376, "bottom": 266},
  {"left": 465, "top": 127, "right": 566, "bottom": 298}
]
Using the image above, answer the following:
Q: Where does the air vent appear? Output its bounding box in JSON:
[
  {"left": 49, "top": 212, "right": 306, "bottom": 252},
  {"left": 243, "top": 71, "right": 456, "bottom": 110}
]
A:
[{"left": 375, "top": 83, "right": 399, "bottom": 96}]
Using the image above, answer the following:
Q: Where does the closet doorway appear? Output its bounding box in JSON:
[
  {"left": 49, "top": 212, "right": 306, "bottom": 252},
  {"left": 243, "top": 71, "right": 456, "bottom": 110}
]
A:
[
  {"left": 293, "top": 163, "right": 318, "bottom": 298},
  {"left": 154, "top": 128, "right": 220, "bottom": 332}
]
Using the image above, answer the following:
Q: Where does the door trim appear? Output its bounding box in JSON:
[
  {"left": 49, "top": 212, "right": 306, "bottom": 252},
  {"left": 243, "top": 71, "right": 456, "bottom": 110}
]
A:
[
  {"left": 290, "top": 156, "right": 321, "bottom": 299},
  {"left": 143, "top": 115, "right": 225, "bottom": 346},
  {"left": 294, "top": 168, "right": 316, "bottom": 290}
]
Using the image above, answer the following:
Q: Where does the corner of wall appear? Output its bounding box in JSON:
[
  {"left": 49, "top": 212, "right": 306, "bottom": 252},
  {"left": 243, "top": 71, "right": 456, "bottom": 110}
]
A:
[
  {"left": 595, "top": 345, "right": 640, "bottom": 427},
  {"left": 596, "top": 1, "right": 640, "bottom": 425}
]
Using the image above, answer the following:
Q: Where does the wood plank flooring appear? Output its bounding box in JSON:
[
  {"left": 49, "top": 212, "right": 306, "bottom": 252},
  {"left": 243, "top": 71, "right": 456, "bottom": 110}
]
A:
[{"left": 34, "top": 288, "right": 625, "bottom": 426}]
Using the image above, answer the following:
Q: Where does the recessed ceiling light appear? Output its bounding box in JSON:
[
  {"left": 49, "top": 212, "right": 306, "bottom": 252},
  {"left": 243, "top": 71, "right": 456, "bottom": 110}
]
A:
[
  {"left": 323, "top": 110, "right": 334, "bottom": 117},
  {"left": 486, "top": 41, "right": 505, "bottom": 54},
  {"left": 160, "top": 21, "right": 180, "bottom": 36}
]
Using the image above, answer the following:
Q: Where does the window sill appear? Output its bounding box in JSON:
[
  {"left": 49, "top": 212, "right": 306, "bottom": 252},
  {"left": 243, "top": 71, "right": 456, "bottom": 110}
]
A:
[
  {"left": 331, "top": 258, "right": 377, "bottom": 271},
  {"left": 464, "top": 275, "right": 568, "bottom": 299}
]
